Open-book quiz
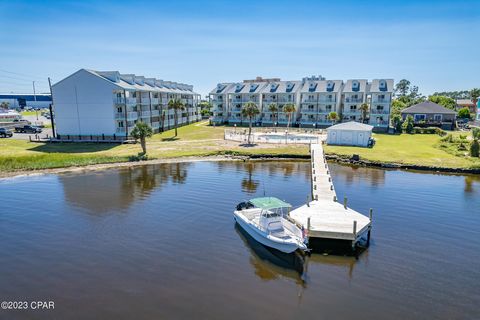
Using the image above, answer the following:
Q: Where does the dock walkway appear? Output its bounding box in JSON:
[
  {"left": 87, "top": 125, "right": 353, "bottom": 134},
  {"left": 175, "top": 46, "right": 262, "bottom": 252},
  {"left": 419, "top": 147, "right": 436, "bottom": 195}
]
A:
[{"left": 289, "top": 142, "right": 372, "bottom": 248}]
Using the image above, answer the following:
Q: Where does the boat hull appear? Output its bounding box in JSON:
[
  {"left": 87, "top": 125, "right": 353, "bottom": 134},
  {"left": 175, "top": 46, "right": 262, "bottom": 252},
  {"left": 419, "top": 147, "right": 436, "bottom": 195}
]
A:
[{"left": 234, "top": 211, "right": 303, "bottom": 254}]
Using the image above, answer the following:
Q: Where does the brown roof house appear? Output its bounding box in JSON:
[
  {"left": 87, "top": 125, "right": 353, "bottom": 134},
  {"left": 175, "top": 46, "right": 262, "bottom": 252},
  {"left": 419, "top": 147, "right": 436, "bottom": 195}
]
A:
[
  {"left": 456, "top": 99, "right": 477, "bottom": 114},
  {"left": 401, "top": 101, "right": 456, "bottom": 130}
]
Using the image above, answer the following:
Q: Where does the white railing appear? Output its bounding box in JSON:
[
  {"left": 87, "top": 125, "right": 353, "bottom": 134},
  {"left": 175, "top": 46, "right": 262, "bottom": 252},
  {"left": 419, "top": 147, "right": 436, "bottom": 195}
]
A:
[
  {"left": 140, "top": 111, "right": 151, "bottom": 117},
  {"left": 115, "top": 112, "right": 138, "bottom": 120},
  {"left": 225, "top": 129, "right": 325, "bottom": 145},
  {"left": 151, "top": 110, "right": 160, "bottom": 116}
]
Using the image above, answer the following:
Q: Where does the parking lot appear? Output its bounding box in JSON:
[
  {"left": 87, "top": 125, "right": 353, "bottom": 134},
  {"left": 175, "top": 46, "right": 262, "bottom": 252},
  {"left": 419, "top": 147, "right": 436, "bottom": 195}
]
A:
[{"left": 1, "top": 114, "right": 54, "bottom": 140}]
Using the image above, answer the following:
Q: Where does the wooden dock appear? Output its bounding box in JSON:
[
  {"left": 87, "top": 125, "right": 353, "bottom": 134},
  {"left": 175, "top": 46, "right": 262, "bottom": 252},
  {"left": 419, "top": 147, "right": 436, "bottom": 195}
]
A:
[{"left": 289, "top": 142, "right": 372, "bottom": 249}]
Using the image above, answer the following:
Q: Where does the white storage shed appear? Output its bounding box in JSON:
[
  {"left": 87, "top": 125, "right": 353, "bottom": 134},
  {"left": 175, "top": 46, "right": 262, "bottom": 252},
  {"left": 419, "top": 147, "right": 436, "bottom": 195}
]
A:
[{"left": 326, "top": 122, "right": 373, "bottom": 147}]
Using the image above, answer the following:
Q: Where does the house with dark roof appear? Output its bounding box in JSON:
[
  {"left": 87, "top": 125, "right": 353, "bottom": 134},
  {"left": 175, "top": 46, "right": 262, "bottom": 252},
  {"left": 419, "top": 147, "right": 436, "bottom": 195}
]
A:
[{"left": 401, "top": 101, "right": 456, "bottom": 130}]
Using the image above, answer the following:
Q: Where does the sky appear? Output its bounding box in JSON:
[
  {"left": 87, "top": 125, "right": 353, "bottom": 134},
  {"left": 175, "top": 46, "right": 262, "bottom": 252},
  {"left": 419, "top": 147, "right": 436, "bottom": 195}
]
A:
[{"left": 0, "top": 0, "right": 479, "bottom": 97}]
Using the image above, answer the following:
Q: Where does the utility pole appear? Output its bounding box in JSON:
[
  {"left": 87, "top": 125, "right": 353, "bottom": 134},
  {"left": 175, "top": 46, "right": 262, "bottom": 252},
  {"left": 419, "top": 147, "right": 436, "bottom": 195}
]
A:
[
  {"left": 48, "top": 77, "right": 56, "bottom": 138},
  {"left": 33, "top": 81, "right": 38, "bottom": 120}
]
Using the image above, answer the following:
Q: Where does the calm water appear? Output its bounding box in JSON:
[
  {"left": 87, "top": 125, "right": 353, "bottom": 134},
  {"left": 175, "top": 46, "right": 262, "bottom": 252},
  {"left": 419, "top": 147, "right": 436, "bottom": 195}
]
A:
[{"left": 1, "top": 162, "right": 479, "bottom": 320}]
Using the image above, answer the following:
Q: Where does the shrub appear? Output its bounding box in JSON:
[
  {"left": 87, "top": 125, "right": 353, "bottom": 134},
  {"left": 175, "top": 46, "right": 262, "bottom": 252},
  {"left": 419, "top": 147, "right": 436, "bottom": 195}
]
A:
[
  {"left": 472, "top": 128, "right": 480, "bottom": 140},
  {"left": 457, "top": 107, "right": 471, "bottom": 119},
  {"left": 458, "top": 143, "right": 467, "bottom": 151},
  {"left": 402, "top": 115, "right": 414, "bottom": 134},
  {"left": 470, "top": 140, "right": 480, "bottom": 157},
  {"left": 413, "top": 126, "right": 446, "bottom": 136},
  {"left": 441, "top": 134, "right": 454, "bottom": 143}
]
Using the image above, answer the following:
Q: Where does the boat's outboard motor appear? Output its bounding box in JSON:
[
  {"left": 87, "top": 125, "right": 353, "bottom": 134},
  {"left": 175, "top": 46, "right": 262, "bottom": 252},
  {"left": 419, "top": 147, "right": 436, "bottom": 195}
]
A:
[{"left": 236, "top": 201, "right": 254, "bottom": 211}]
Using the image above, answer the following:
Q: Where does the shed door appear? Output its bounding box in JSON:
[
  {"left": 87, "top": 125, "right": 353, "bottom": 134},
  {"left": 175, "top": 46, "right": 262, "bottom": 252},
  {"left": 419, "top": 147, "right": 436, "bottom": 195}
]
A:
[{"left": 341, "top": 132, "right": 353, "bottom": 145}]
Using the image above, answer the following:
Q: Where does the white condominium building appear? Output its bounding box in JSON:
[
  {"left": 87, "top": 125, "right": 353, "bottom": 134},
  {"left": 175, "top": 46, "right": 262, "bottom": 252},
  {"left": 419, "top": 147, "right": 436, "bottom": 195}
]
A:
[
  {"left": 209, "top": 76, "right": 394, "bottom": 131},
  {"left": 368, "top": 79, "right": 394, "bottom": 127},
  {"left": 341, "top": 79, "right": 369, "bottom": 123},
  {"left": 260, "top": 80, "right": 302, "bottom": 125},
  {"left": 299, "top": 79, "right": 343, "bottom": 126},
  {"left": 52, "top": 69, "right": 201, "bottom": 139}
]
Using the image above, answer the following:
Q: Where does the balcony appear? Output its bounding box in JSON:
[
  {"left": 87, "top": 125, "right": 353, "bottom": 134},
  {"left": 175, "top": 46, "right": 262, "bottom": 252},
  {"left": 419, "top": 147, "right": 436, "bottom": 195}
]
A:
[
  {"left": 115, "top": 112, "right": 138, "bottom": 120},
  {"left": 139, "top": 99, "right": 150, "bottom": 105},
  {"left": 302, "top": 98, "right": 317, "bottom": 103},
  {"left": 152, "top": 121, "right": 160, "bottom": 128},
  {"left": 318, "top": 98, "right": 336, "bottom": 103},
  {"left": 344, "top": 98, "right": 363, "bottom": 103},
  {"left": 370, "top": 109, "right": 390, "bottom": 115},
  {"left": 140, "top": 111, "right": 151, "bottom": 117},
  {"left": 151, "top": 98, "right": 160, "bottom": 104},
  {"left": 300, "top": 109, "right": 318, "bottom": 114},
  {"left": 116, "top": 126, "right": 136, "bottom": 134},
  {"left": 125, "top": 97, "right": 138, "bottom": 105},
  {"left": 372, "top": 98, "right": 391, "bottom": 104},
  {"left": 151, "top": 110, "right": 160, "bottom": 117}
]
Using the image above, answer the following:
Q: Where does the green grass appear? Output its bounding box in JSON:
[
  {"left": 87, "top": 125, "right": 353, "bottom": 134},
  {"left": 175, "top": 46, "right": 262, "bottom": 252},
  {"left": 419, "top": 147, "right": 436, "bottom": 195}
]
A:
[
  {"left": 324, "top": 133, "right": 480, "bottom": 169},
  {"left": 20, "top": 111, "right": 38, "bottom": 116},
  {"left": 1, "top": 122, "right": 479, "bottom": 173}
]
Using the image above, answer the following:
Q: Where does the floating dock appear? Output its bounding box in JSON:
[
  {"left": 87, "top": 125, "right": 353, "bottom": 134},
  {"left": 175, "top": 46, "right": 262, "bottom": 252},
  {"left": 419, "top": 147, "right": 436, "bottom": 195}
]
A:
[{"left": 289, "top": 142, "right": 372, "bottom": 249}]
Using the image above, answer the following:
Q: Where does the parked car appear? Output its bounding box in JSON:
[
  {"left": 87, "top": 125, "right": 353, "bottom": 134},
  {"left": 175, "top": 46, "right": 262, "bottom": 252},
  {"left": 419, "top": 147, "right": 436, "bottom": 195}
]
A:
[
  {"left": 0, "top": 127, "right": 13, "bottom": 138},
  {"left": 15, "top": 125, "right": 42, "bottom": 133}
]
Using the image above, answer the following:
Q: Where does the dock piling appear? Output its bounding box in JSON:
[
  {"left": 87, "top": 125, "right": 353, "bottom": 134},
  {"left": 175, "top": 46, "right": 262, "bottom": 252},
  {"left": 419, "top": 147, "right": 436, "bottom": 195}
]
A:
[
  {"left": 343, "top": 196, "right": 348, "bottom": 209},
  {"left": 369, "top": 208, "right": 373, "bottom": 221},
  {"left": 353, "top": 220, "right": 357, "bottom": 238}
]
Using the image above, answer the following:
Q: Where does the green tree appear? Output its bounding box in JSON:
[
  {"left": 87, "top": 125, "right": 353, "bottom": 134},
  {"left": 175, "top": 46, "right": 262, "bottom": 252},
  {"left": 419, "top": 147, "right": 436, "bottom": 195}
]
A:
[
  {"left": 472, "top": 128, "right": 480, "bottom": 140},
  {"left": 0, "top": 101, "right": 9, "bottom": 110},
  {"left": 327, "top": 111, "right": 338, "bottom": 125},
  {"left": 284, "top": 103, "right": 296, "bottom": 130},
  {"left": 390, "top": 99, "right": 407, "bottom": 118},
  {"left": 470, "top": 88, "right": 480, "bottom": 109},
  {"left": 168, "top": 98, "right": 185, "bottom": 137},
  {"left": 402, "top": 115, "right": 414, "bottom": 134},
  {"left": 470, "top": 139, "right": 479, "bottom": 157},
  {"left": 394, "top": 79, "right": 411, "bottom": 97},
  {"left": 391, "top": 114, "right": 403, "bottom": 134},
  {"left": 359, "top": 103, "right": 369, "bottom": 123},
  {"left": 457, "top": 107, "right": 471, "bottom": 119},
  {"left": 130, "top": 122, "right": 153, "bottom": 155},
  {"left": 268, "top": 103, "right": 278, "bottom": 127},
  {"left": 428, "top": 95, "right": 456, "bottom": 110},
  {"left": 241, "top": 101, "right": 260, "bottom": 144}
]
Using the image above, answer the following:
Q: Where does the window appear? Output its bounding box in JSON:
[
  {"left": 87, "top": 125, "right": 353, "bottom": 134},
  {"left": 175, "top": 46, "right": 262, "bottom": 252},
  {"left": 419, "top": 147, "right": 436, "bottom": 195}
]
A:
[
  {"left": 350, "top": 105, "right": 357, "bottom": 110},
  {"left": 326, "top": 105, "right": 332, "bottom": 110},
  {"left": 434, "top": 114, "right": 442, "bottom": 121},
  {"left": 118, "top": 121, "right": 124, "bottom": 127},
  {"left": 117, "top": 107, "right": 122, "bottom": 113},
  {"left": 414, "top": 114, "right": 426, "bottom": 122}
]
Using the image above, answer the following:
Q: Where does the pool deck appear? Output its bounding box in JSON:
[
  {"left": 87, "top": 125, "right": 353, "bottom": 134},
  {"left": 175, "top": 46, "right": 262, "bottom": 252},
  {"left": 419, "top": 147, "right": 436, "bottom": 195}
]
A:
[{"left": 289, "top": 142, "right": 372, "bottom": 247}]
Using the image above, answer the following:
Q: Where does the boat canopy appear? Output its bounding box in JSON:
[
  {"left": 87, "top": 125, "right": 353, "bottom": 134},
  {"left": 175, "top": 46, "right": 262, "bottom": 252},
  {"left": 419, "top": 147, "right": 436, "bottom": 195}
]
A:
[{"left": 249, "top": 197, "right": 292, "bottom": 210}]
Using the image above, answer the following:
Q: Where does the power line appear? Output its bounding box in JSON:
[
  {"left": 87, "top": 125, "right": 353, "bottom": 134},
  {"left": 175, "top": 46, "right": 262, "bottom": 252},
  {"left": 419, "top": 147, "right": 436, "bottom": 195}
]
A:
[
  {"left": 0, "top": 69, "right": 46, "bottom": 81},
  {"left": 0, "top": 74, "right": 47, "bottom": 83}
]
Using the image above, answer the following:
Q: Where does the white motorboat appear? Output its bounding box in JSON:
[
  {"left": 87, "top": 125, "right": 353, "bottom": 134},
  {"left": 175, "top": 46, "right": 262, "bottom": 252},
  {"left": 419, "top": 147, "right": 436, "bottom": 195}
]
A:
[{"left": 234, "top": 197, "right": 308, "bottom": 254}]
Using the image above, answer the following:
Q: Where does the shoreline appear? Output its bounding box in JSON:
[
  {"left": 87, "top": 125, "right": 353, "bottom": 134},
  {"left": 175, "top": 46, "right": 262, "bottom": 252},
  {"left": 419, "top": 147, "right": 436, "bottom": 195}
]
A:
[{"left": 1, "top": 153, "right": 479, "bottom": 180}]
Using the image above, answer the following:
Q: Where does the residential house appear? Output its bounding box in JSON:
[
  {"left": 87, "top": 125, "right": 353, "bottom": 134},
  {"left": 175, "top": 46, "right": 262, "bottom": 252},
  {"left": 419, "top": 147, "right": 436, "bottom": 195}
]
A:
[{"left": 401, "top": 101, "right": 456, "bottom": 130}]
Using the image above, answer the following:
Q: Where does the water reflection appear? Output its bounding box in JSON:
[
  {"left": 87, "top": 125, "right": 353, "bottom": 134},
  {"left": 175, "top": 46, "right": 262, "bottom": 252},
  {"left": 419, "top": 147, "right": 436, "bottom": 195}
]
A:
[
  {"left": 234, "top": 224, "right": 306, "bottom": 286},
  {"left": 241, "top": 162, "right": 260, "bottom": 194},
  {"left": 59, "top": 163, "right": 190, "bottom": 214},
  {"left": 464, "top": 174, "right": 480, "bottom": 193}
]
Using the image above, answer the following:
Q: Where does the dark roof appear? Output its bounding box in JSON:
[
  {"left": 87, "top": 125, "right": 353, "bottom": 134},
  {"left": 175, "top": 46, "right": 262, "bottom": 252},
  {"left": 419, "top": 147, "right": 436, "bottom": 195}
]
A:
[{"left": 401, "top": 101, "right": 456, "bottom": 115}]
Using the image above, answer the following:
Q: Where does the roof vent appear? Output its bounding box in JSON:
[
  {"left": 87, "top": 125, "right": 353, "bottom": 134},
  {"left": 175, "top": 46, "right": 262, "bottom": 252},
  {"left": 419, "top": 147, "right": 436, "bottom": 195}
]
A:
[
  {"left": 134, "top": 76, "right": 145, "bottom": 86},
  {"left": 326, "top": 81, "right": 335, "bottom": 92},
  {"left": 352, "top": 80, "right": 360, "bottom": 92},
  {"left": 97, "top": 71, "right": 120, "bottom": 83},
  {"left": 379, "top": 79, "right": 387, "bottom": 91},
  {"left": 216, "top": 83, "right": 226, "bottom": 93},
  {"left": 308, "top": 82, "right": 317, "bottom": 92},
  {"left": 120, "top": 74, "right": 136, "bottom": 85},
  {"left": 249, "top": 83, "right": 258, "bottom": 92},
  {"left": 235, "top": 83, "right": 244, "bottom": 92},
  {"left": 286, "top": 82, "right": 294, "bottom": 92},
  {"left": 270, "top": 83, "right": 278, "bottom": 92},
  {"left": 145, "top": 78, "right": 156, "bottom": 87}
]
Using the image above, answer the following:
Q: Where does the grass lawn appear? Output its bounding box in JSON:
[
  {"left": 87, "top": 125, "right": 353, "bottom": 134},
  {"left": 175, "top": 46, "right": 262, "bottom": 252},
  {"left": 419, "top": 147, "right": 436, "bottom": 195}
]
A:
[
  {"left": 324, "top": 133, "right": 480, "bottom": 169},
  {"left": 20, "top": 111, "right": 38, "bottom": 116},
  {"left": 1, "top": 121, "right": 479, "bottom": 173},
  {"left": 0, "top": 121, "right": 308, "bottom": 172}
]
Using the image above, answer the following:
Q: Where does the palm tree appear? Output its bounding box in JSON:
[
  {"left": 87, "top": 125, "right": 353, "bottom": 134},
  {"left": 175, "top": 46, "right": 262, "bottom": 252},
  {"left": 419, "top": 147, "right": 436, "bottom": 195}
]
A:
[
  {"left": 130, "top": 121, "right": 153, "bottom": 155},
  {"left": 241, "top": 101, "right": 260, "bottom": 144},
  {"left": 360, "top": 103, "right": 369, "bottom": 123},
  {"left": 284, "top": 103, "right": 296, "bottom": 130},
  {"left": 328, "top": 111, "right": 338, "bottom": 125},
  {"left": 470, "top": 88, "right": 480, "bottom": 110},
  {"left": 0, "top": 101, "right": 9, "bottom": 110},
  {"left": 268, "top": 103, "right": 278, "bottom": 130},
  {"left": 168, "top": 98, "right": 185, "bottom": 137}
]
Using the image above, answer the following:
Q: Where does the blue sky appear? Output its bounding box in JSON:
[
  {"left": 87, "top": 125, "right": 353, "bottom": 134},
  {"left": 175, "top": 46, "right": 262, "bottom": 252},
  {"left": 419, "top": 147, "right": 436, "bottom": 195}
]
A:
[{"left": 0, "top": 0, "right": 479, "bottom": 97}]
